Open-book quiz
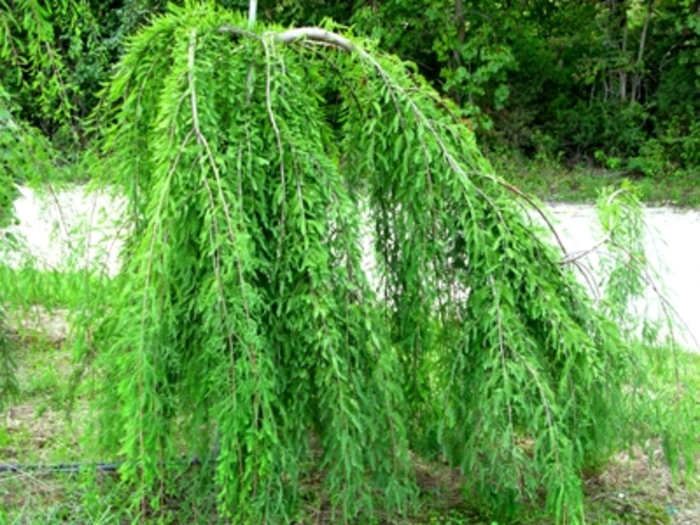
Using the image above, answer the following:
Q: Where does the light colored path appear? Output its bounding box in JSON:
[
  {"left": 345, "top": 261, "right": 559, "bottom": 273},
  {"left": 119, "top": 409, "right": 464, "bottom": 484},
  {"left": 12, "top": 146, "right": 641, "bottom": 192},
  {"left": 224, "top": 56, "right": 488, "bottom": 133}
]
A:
[
  {"left": 3, "top": 187, "right": 699, "bottom": 350},
  {"left": 541, "top": 203, "right": 700, "bottom": 350}
]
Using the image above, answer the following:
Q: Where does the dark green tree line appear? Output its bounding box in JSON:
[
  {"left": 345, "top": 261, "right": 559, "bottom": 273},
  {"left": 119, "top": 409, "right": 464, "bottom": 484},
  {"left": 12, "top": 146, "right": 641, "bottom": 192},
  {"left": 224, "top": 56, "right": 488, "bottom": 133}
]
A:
[{"left": 2, "top": 0, "right": 699, "bottom": 172}]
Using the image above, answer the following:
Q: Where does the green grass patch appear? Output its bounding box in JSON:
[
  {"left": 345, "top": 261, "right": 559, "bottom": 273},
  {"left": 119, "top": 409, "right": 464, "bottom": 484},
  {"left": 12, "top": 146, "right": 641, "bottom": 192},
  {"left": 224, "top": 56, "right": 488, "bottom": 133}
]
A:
[
  {"left": 490, "top": 154, "right": 700, "bottom": 208},
  {"left": 0, "top": 264, "right": 110, "bottom": 311},
  {"left": 1, "top": 298, "right": 699, "bottom": 523}
]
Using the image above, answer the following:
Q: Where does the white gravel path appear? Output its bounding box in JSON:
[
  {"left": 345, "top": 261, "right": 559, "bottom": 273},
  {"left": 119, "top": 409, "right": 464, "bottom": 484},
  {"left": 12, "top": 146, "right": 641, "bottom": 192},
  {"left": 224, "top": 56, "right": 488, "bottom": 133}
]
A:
[
  {"left": 3, "top": 186, "right": 699, "bottom": 350},
  {"left": 542, "top": 203, "right": 700, "bottom": 351},
  {"left": 1, "top": 186, "right": 126, "bottom": 277}
]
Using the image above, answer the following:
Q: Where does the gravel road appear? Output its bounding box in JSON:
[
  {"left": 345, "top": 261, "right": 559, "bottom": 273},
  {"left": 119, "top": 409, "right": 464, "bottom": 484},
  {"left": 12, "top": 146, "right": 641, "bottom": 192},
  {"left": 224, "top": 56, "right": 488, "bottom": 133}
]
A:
[{"left": 3, "top": 186, "right": 699, "bottom": 350}]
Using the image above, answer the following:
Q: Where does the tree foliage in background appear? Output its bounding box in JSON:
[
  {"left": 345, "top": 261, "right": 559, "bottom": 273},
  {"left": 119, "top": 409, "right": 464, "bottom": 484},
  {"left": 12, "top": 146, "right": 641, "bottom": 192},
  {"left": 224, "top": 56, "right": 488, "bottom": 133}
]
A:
[
  {"left": 2, "top": 0, "right": 699, "bottom": 173},
  {"left": 0, "top": 0, "right": 111, "bottom": 149},
  {"left": 349, "top": 0, "right": 700, "bottom": 171},
  {"left": 63, "top": 4, "right": 699, "bottom": 523}
]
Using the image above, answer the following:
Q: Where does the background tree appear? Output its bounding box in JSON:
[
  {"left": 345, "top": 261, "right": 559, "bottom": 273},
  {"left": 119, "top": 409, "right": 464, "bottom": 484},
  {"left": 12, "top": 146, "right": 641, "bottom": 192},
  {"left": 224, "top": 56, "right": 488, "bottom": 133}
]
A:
[{"left": 2, "top": 0, "right": 699, "bottom": 174}]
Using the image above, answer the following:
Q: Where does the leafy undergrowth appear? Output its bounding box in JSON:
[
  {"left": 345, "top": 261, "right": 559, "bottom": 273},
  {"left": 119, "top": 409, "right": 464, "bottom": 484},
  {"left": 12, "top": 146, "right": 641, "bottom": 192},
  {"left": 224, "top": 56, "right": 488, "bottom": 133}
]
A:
[
  {"left": 2, "top": 310, "right": 700, "bottom": 524},
  {"left": 490, "top": 155, "right": 700, "bottom": 209}
]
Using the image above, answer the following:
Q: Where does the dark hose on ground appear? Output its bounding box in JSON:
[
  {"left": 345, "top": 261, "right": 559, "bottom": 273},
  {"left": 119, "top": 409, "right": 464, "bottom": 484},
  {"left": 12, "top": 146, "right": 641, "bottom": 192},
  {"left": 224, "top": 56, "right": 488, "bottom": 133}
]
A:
[{"left": 0, "top": 456, "right": 207, "bottom": 474}]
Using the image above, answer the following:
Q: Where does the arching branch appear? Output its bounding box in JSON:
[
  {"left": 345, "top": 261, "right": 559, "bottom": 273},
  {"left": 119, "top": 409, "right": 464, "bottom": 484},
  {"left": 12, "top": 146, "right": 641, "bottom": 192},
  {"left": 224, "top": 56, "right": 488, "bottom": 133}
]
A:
[
  {"left": 219, "top": 25, "right": 356, "bottom": 53},
  {"left": 274, "top": 27, "right": 356, "bottom": 52}
]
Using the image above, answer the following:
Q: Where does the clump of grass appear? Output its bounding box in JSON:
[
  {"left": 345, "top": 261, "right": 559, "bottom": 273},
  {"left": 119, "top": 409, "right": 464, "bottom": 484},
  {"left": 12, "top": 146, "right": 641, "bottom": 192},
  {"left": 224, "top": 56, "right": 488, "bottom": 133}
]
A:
[{"left": 489, "top": 152, "right": 700, "bottom": 208}]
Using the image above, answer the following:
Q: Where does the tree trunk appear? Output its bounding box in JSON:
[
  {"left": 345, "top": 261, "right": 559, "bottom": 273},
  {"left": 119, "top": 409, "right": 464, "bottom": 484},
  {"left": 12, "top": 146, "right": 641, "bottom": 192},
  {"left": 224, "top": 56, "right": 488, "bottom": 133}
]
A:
[
  {"left": 604, "top": 0, "right": 630, "bottom": 103},
  {"left": 631, "top": 0, "right": 654, "bottom": 104},
  {"left": 248, "top": 0, "right": 257, "bottom": 27},
  {"left": 613, "top": 0, "right": 629, "bottom": 102},
  {"left": 451, "top": 0, "right": 465, "bottom": 105},
  {"left": 620, "top": 7, "right": 628, "bottom": 102}
]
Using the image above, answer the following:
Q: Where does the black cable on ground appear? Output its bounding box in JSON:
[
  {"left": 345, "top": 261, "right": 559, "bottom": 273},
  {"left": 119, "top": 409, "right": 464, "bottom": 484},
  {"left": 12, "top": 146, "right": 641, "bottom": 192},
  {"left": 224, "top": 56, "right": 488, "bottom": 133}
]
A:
[
  {"left": 0, "top": 456, "right": 206, "bottom": 474},
  {"left": 0, "top": 461, "right": 122, "bottom": 473}
]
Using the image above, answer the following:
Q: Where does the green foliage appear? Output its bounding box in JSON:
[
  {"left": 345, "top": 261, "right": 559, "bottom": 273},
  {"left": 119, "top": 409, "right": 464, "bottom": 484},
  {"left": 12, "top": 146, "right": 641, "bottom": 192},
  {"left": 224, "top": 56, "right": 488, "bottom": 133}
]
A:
[
  {"left": 0, "top": 83, "right": 66, "bottom": 191},
  {"left": 0, "top": 0, "right": 111, "bottom": 149},
  {"left": 1, "top": 0, "right": 697, "bottom": 522},
  {"left": 593, "top": 185, "right": 700, "bottom": 482},
  {"left": 87, "top": 6, "right": 416, "bottom": 522},
  {"left": 0, "top": 87, "right": 21, "bottom": 410},
  {"left": 0, "top": 311, "right": 18, "bottom": 411},
  {"left": 595, "top": 185, "right": 653, "bottom": 338},
  {"left": 0, "top": 86, "right": 20, "bottom": 228},
  {"left": 50, "top": 4, "right": 698, "bottom": 523},
  {"left": 1, "top": 73, "right": 87, "bottom": 422},
  {"left": 4, "top": 0, "right": 700, "bottom": 176}
]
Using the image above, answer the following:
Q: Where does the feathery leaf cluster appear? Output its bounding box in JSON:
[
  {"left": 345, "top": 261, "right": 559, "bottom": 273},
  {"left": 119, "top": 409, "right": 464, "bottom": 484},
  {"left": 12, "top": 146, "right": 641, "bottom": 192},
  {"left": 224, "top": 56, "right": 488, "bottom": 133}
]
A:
[{"left": 78, "top": 4, "right": 695, "bottom": 523}]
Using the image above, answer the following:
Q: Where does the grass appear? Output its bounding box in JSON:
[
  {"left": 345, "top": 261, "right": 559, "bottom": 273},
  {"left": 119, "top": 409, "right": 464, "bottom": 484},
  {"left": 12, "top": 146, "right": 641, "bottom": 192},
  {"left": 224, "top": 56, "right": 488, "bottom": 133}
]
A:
[
  {"left": 2, "top": 274, "right": 700, "bottom": 524},
  {"left": 489, "top": 154, "right": 700, "bottom": 208},
  {"left": 3, "top": 316, "right": 700, "bottom": 523}
]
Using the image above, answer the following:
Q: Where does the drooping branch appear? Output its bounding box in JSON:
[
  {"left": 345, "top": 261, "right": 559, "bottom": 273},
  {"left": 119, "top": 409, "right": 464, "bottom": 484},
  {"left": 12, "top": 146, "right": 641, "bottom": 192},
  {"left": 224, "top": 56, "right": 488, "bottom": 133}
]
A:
[{"left": 86, "top": 7, "right": 700, "bottom": 522}]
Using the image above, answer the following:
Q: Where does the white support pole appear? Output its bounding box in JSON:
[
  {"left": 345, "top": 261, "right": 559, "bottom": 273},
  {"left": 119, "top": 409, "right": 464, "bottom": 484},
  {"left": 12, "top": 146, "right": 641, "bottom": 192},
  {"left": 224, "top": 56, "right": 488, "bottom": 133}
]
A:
[{"left": 248, "top": 0, "right": 257, "bottom": 28}]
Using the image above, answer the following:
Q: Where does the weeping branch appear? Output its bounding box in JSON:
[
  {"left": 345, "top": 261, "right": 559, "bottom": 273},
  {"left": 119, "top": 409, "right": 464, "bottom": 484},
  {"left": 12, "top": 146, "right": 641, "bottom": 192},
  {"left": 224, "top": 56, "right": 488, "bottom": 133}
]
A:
[{"left": 75, "top": 6, "right": 698, "bottom": 524}]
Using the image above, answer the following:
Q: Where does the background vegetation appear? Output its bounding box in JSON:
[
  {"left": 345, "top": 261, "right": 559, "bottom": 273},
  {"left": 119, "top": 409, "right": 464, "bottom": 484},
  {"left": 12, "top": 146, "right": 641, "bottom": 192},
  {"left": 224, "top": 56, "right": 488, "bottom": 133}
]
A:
[{"left": 2, "top": 0, "right": 699, "bottom": 196}]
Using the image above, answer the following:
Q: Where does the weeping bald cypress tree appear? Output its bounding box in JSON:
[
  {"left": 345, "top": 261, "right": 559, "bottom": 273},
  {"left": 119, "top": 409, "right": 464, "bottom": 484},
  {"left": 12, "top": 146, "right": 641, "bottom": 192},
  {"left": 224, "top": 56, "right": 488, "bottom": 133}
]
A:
[{"left": 80, "top": 3, "right": 687, "bottom": 523}]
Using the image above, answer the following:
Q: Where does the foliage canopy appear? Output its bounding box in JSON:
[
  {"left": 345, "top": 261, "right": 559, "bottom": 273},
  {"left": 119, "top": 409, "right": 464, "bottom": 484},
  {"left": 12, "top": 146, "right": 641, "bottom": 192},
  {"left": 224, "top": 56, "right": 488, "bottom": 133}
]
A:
[
  {"left": 55, "top": 4, "right": 698, "bottom": 523},
  {"left": 0, "top": 2, "right": 697, "bottom": 523}
]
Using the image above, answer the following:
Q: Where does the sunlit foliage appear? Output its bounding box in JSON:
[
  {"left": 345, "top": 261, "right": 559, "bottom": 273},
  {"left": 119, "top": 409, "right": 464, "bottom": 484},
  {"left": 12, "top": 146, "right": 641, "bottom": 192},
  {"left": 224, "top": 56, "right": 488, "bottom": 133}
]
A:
[{"left": 58, "top": 4, "right": 700, "bottom": 523}]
